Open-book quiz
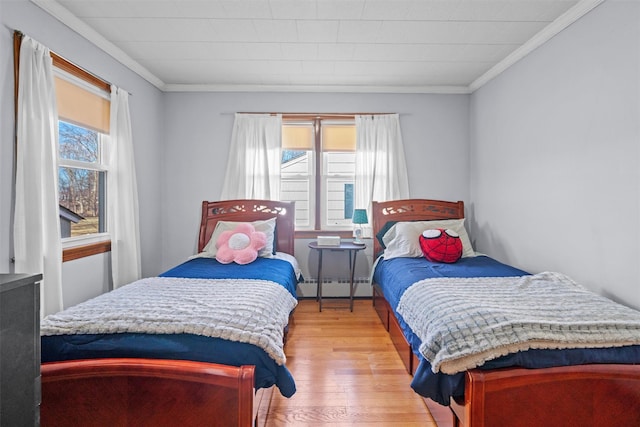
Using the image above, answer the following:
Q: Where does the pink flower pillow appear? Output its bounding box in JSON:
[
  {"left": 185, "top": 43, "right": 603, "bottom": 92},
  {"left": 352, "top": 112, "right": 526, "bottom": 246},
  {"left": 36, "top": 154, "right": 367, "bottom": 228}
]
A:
[{"left": 215, "top": 223, "right": 267, "bottom": 265}]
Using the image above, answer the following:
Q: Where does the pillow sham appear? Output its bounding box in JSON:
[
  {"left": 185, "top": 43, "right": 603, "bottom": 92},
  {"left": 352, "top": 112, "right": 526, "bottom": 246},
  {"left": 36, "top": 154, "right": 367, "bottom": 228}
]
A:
[
  {"left": 203, "top": 217, "right": 276, "bottom": 259},
  {"left": 375, "top": 221, "right": 397, "bottom": 250},
  {"left": 382, "top": 219, "right": 475, "bottom": 260}
]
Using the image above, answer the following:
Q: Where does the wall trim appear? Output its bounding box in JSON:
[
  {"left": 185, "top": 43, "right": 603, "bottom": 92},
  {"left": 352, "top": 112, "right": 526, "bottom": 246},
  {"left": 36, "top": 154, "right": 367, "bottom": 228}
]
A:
[
  {"left": 31, "top": 0, "right": 604, "bottom": 95},
  {"left": 469, "top": 0, "right": 605, "bottom": 92},
  {"left": 30, "top": 0, "right": 165, "bottom": 90}
]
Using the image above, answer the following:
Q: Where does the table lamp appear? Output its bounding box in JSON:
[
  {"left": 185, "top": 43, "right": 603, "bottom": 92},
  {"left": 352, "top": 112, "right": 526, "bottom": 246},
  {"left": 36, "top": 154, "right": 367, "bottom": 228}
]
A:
[{"left": 352, "top": 209, "right": 368, "bottom": 244}]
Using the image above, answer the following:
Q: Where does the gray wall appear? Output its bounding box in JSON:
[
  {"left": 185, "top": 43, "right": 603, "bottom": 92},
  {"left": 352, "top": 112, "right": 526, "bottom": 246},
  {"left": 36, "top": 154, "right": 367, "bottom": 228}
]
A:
[
  {"left": 161, "top": 92, "right": 470, "bottom": 284},
  {"left": 0, "top": 0, "right": 164, "bottom": 307},
  {"left": 0, "top": 1, "right": 469, "bottom": 307},
  {"left": 2, "top": 0, "right": 639, "bottom": 310},
  {"left": 470, "top": 0, "right": 640, "bottom": 309}
]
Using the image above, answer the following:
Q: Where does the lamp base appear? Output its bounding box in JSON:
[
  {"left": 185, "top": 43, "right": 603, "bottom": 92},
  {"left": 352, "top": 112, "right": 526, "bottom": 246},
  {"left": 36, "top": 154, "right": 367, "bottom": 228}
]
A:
[{"left": 353, "top": 228, "right": 363, "bottom": 244}]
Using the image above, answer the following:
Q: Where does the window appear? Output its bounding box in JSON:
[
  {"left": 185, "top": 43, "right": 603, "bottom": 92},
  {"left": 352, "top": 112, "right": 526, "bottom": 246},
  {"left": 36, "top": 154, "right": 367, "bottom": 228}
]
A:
[
  {"left": 53, "top": 61, "right": 111, "bottom": 246},
  {"left": 58, "top": 121, "right": 106, "bottom": 238},
  {"left": 281, "top": 117, "right": 356, "bottom": 231}
]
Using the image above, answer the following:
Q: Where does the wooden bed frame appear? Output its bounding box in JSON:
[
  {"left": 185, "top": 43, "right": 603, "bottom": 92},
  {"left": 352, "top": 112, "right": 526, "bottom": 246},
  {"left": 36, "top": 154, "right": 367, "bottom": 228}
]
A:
[
  {"left": 371, "top": 199, "right": 640, "bottom": 427},
  {"left": 198, "top": 199, "right": 295, "bottom": 254},
  {"left": 41, "top": 358, "right": 255, "bottom": 427},
  {"left": 41, "top": 199, "right": 296, "bottom": 427}
]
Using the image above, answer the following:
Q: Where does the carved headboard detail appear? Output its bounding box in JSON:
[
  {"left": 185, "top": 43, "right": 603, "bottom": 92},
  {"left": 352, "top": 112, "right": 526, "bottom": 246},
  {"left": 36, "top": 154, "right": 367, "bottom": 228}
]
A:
[
  {"left": 371, "top": 199, "right": 465, "bottom": 256},
  {"left": 198, "top": 199, "right": 295, "bottom": 255}
]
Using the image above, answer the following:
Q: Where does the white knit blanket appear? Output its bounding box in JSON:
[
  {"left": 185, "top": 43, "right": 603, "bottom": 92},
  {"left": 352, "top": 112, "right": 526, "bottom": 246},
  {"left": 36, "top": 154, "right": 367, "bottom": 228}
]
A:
[
  {"left": 41, "top": 277, "right": 298, "bottom": 365},
  {"left": 397, "top": 271, "right": 640, "bottom": 375}
]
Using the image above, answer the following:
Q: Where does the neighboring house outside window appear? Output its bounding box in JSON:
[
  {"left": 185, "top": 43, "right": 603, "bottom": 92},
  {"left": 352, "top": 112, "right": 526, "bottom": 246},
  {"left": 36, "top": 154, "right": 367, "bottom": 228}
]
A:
[
  {"left": 58, "top": 205, "right": 84, "bottom": 238},
  {"left": 280, "top": 118, "right": 355, "bottom": 231}
]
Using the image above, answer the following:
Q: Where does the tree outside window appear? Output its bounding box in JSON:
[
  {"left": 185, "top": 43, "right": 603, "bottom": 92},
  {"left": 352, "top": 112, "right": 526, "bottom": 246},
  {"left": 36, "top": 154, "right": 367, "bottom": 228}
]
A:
[{"left": 58, "top": 121, "right": 106, "bottom": 238}]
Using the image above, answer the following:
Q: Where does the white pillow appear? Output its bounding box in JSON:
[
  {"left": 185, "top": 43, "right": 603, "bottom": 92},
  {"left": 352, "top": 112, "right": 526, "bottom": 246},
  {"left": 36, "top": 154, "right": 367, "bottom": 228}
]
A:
[
  {"left": 382, "top": 219, "right": 475, "bottom": 260},
  {"left": 202, "top": 217, "right": 277, "bottom": 259}
]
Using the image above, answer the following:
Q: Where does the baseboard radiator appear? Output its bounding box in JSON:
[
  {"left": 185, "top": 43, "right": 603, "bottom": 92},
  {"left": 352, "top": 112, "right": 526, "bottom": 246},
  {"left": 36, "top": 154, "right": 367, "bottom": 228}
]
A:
[
  {"left": 297, "top": 277, "right": 371, "bottom": 298},
  {"left": 301, "top": 277, "right": 370, "bottom": 285}
]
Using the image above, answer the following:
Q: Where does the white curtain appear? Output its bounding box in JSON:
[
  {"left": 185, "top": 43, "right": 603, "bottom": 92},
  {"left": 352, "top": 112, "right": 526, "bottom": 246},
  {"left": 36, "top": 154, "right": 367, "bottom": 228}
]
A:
[
  {"left": 14, "top": 36, "right": 63, "bottom": 317},
  {"left": 220, "top": 113, "right": 282, "bottom": 200},
  {"left": 107, "top": 86, "right": 141, "bottom": 288},
  {"left": 354, "top": 114, "right": 410, "bottom": 236}
]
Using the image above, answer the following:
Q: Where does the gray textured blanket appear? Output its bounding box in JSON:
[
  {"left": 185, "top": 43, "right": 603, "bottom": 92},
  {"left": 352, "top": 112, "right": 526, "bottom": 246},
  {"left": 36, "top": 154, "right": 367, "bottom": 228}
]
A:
[
  {"left": 397, "top": 271, "right": 640, "bottom": 374},
  {"left": 41, "top": 277, "right": 297, "bottom": 365}
]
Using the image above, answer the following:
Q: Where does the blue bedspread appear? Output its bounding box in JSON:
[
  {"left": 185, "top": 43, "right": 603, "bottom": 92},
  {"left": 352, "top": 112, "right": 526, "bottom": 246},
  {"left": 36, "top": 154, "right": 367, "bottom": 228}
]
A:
[
  {"left": 373, "top": 255, "right": 640, "bottom": 405},
  {"left": 161, "top": 256, "right": 299, "bottom": 298},
  {"left": 41, "top": 257, "right": 299, "bottom": 397}
]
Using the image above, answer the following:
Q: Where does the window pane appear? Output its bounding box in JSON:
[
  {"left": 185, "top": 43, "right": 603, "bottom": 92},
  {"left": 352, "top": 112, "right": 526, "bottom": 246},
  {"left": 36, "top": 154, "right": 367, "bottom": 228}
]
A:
[
  {"left": 325, "top": 178, "right": 355, "bottom": 226},
  {"left": 59, "top": 121, "right": 99, "bottom": 162},
  {"left": 59, "top": 167, "right": 105, "bottom": 237},
  {"left": 325, "top": 152, "right": 355, "bottom": 175},
  {"left": 281, "top": 149, "right": 312, "bottom": 228}
]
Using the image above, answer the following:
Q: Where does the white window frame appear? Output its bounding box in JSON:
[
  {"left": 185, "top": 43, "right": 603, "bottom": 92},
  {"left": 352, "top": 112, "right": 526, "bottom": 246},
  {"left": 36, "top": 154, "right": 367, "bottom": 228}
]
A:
[
  {"left": 54, "top": 68, "right": 110, "bottom": 248},
  {"left": 321, "top": 151, "right": 356, "bottom": 230},
  {"left": 281, "top": 117, "right": 355, "bottom": 231}
]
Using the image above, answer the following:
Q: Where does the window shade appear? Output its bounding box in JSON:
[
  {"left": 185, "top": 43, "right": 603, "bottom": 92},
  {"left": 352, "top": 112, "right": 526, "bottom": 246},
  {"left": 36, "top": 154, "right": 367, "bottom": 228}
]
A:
[
  {"left": 54, "top": 76, "right": 110, "bottom": 134},
  {"left": 322, "top": 125, "right": 356, "bottom": 152},
  {"left": 282, "top": 124, "right": 313, "bottom": 150}
]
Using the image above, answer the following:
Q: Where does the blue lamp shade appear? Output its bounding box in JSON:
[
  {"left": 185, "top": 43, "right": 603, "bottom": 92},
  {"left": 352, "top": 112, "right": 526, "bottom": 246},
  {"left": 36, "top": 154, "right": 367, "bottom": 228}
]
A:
[
  {"left": 352, "top": 209, "right": 368, "bottom": 225},
  {"left": 352, "top": 209, "right": 368, "bottom": 244}
]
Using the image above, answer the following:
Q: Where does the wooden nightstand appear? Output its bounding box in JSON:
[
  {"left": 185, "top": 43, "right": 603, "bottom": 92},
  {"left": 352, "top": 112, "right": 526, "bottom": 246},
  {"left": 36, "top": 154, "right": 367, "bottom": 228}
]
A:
[{"left": 308, "top": 241, "right": 366, "bottom": 312}]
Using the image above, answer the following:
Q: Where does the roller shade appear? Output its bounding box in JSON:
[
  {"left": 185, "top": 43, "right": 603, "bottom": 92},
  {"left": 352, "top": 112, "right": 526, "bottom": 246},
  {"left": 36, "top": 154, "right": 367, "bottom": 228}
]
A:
[
  {"left": 322, "top": 125, "right": 355, "bottom": 152},
  {"left": 282, "top": 124, "right": 313, "bottom": 150},
  {"left": 55, "top": 76, "right": 110, "bottom": 134}
]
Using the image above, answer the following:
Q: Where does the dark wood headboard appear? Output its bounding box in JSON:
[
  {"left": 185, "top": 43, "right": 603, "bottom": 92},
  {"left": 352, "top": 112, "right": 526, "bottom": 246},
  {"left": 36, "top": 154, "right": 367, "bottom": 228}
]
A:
[
  {"left": 198, "top": 199, "right": 296, "bottom": 255},
  {"left": 371, "top": 199, "right": 465, "bottom": 256}
]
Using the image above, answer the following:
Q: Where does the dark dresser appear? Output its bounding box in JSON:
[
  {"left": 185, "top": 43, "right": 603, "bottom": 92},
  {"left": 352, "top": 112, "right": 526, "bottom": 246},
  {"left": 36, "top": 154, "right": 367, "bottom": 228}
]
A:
[{"left": 1, "top": 273, "right": 42, "bottom": 426}]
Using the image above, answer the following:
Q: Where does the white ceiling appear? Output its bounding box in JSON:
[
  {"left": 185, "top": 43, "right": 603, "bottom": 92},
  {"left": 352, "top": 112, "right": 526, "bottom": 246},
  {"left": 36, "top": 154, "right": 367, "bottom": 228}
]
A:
[{"left": 32, "top": 0, "right": 603, "bottom": 93}]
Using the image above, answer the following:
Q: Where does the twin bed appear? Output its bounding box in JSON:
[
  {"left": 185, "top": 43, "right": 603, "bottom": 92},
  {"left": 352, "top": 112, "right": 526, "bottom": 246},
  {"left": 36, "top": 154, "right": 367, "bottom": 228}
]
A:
[
  {"left": 371, "top": 199, "right": 640, "bottom": 427},
  {"left": 40, "top": 197, "right": 640, "bottom": 426},
  {"left": 40, "top": 199, "right": 298, "bottom": 427}
]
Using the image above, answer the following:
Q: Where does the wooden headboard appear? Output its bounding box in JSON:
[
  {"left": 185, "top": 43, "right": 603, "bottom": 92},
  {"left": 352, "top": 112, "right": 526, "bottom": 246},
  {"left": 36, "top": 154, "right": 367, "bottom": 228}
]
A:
[
  {"left": 198, "top": 199, "right": 296, "bottom": 255},
  {"left": 371, "top": 199, "right": 465, "bottom": 256}
]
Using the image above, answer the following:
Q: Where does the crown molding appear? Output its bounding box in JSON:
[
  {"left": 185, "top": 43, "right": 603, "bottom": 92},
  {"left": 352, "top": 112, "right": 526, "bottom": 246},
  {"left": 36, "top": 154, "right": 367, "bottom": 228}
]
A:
[
  {"left": 30, "top": 0, "right": 166, "bottom": 90},
  {"left": 163, "top": 83, "right": 471, "bottom": 94},
  {"left": 468, "top": 0, "right": 605, "bottom": 92},
  {"left": 31, "top": 0, "right": 603, "bottom": 95}
]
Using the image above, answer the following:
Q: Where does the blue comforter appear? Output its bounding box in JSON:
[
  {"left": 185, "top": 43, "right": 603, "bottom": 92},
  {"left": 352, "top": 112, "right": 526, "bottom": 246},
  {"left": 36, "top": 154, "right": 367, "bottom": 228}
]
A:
[
  {"left": 41, "top": 257, "right": 299, "bottom": 397},
  {"left": 160, "top": 256, "right": 299, "bottom": 298},
  {"left": 373, "top": 255, "right": 640, "bottom": 405}
]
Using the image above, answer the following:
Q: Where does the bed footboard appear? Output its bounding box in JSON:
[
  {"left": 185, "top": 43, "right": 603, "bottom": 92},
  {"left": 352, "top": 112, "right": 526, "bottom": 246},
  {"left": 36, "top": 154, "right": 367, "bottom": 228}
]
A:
[
  {"left": 455, "top": 364, "right": 640, "bottom": 427},
  {"left": 41, "top": 358, "right": 256, "bottom": 427},
  {"left": 373, "top": 284, "right": 640, "bottom": 427}
]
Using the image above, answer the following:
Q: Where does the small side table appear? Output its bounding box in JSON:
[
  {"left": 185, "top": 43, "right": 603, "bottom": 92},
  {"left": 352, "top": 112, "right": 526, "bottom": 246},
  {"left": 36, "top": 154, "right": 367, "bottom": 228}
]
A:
[{"left": 308, "top": 241, "right": 366, "bottom": 312}]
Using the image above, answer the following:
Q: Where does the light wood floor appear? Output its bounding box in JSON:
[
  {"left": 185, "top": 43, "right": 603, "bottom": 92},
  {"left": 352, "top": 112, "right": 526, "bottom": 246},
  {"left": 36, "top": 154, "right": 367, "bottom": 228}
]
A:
[{"left": 262, "top": 299, "right": 439, "bottom": 426}]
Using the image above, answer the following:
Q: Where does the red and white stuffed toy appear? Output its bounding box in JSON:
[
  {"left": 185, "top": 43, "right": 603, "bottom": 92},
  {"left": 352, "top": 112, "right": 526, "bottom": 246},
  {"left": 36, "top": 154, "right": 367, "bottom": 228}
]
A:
[
  {"left": 215, "top": 223, "right": 267, "bottom": 265},
  {"left": 419, "top": 228, "right": 463, "bottom": 263}
]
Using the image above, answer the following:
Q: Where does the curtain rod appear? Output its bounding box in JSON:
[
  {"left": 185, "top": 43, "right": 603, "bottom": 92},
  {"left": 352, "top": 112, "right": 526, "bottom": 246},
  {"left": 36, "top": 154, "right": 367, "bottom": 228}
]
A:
[
  {"left": 239, "top": 112, "right": 397, "bottom": 116},
  {"left": 221, "top": 112, "right": 404, "bottom": 117},
  {"left": 14, "top": 29, "right": 132, "bottom": 96}
]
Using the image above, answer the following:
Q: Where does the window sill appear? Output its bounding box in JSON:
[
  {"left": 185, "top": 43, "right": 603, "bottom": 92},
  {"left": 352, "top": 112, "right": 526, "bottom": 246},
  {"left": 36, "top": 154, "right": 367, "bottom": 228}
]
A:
[{"left": 63, "top": 240, "right": 111, "bottom": 262}]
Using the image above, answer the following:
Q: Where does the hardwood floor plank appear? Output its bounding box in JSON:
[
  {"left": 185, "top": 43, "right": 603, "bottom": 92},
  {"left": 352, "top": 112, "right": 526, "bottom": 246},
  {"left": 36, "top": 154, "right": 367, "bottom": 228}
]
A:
[{"left": 265, "top": 299, "right": 437, "bottom": 426}]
